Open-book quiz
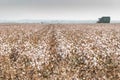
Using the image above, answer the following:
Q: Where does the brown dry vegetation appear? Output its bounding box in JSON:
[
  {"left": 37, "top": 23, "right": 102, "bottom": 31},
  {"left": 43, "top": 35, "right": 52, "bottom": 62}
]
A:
[{"left": 0, "top": 23, "right": 120, "bottom": 80}]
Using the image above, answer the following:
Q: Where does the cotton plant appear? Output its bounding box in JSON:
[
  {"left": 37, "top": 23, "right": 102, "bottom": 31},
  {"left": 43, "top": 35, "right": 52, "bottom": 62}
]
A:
[{"left": 0, "top": 24, "right": 120, "bottom": 80}]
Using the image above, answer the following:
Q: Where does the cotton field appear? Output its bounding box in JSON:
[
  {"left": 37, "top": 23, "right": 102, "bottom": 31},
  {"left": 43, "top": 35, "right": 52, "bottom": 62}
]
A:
[{"left": 0, "top": 23, "right": 120, "bottom": 80}]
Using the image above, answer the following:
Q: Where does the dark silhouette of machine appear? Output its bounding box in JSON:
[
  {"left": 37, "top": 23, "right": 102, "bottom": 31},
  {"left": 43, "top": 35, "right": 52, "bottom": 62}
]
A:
[{"left": 97, "top": 16, "right": 111, "bottom": 23}]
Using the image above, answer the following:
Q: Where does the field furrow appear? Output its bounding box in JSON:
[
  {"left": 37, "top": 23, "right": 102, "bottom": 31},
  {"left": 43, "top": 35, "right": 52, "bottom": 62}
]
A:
[{"left": 0, "top": 24, "right": 120, "bottom": 80}]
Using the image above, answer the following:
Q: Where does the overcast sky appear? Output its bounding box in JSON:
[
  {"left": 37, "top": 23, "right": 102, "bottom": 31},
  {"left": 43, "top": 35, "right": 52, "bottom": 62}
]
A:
[{"left": 0, "top": 0, "right": 120, "bottom": 20}]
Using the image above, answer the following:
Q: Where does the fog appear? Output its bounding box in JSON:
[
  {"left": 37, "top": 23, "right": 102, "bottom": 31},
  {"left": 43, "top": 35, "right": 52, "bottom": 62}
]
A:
[{"left": 0, "top": 0, "right": 120, "bottom": 21}]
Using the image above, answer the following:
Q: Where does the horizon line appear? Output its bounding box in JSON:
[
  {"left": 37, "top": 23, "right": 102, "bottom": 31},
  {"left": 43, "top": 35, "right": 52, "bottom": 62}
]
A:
[{"left": 0, "top": 19, "right": 120, "bottom": 23}]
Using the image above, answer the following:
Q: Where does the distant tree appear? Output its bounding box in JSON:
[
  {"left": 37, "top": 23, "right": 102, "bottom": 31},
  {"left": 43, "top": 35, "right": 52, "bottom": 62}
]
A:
[{"left": 97, "top": 17, "right": 110, "bottom": 23}]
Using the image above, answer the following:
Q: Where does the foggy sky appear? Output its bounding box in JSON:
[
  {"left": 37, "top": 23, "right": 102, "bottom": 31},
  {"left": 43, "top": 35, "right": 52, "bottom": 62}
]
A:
[{"left": 0, "top": 0, "right": 120, "bottom": 20}]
